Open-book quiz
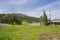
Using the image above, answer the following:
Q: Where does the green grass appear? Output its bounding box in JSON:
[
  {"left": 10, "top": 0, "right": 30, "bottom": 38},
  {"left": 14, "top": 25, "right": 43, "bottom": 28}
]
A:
[{"left": 0, "top": 25, "right": 60, "bottom": 40}]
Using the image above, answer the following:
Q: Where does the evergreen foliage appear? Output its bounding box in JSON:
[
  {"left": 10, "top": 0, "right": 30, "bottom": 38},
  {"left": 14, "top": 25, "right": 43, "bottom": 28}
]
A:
[
  {"left": 40, "top": 11, "right": 48, "bottom": 25},
  {"left": 0, "top": 13, "right": 39, "bottom": 24},
  {"left": 43, "top": 11, "right": 48, "bottom": 25}
]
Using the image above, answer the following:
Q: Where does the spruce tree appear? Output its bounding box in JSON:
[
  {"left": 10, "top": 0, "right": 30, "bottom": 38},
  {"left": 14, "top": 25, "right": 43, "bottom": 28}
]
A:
[{"left": 43, "top": 11, "right": 48, "bottom": 25}]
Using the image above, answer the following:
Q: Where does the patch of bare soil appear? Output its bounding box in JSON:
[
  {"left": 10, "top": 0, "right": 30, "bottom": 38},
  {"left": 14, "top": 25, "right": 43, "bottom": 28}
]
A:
[{"left": 39, "top": 30, "right": 60, "bottom": 40}]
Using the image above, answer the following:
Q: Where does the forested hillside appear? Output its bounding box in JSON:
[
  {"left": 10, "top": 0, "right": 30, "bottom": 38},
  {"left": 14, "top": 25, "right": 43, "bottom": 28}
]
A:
[{"left": 0, "top": 13, "right": 39, "bottom": 24}]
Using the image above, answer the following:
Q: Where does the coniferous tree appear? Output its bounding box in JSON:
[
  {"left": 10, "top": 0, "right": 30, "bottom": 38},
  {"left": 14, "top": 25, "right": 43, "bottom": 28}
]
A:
[{"left": 43, "top": 11, "right": 48, "bottom": 25}]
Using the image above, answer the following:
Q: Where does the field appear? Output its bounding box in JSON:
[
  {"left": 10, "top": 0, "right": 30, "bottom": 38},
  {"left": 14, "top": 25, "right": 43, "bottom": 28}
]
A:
[{"left": 0, "top": 24, "right": 60, "bottom": 40}]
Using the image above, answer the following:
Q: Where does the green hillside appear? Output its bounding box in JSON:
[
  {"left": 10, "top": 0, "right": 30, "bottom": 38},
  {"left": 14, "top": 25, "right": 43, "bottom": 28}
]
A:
[{"left": 0, "top": 13, "right": 39, "bottom": 24}]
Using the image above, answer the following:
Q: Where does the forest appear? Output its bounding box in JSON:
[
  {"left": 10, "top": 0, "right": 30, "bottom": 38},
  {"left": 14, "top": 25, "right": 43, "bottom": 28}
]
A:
[{"left": 0, "top": 13, "right": 39, "bottom": 25}]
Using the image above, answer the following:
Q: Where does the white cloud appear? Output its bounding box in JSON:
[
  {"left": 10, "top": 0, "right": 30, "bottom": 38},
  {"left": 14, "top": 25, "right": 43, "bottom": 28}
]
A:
[
  {"left": 24, "top": 0, "right": 60, "bottom": 19},
  {"left": 0, "top": 9, "right": 5, "bottom": 13},
  {"left": 8, "top": 0, "right": 28, "bottom": 5},
  {"left": 0, "top": 0, "right": 60, "bottom": 19}
]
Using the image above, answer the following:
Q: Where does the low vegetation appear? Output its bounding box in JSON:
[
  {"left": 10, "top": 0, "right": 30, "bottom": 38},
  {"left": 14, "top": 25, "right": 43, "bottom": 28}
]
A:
[{"left": 0, "top": 25, "right": 60, "bottom": 40}]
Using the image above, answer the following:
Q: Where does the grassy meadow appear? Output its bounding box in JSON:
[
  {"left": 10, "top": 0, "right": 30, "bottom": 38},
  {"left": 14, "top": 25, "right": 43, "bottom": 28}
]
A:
[{"left": 0, "top": 24, "right": 60, "bottom": 40}]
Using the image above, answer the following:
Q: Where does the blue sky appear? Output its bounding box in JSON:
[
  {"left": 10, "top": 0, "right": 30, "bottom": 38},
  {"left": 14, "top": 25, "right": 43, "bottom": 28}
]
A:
[{"left": 0, "top": 0, "right": 60, "bottom": 19}]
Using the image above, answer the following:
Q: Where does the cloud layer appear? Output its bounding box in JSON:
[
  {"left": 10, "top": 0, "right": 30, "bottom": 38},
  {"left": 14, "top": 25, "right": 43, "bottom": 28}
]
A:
[
  {"left": 0, "top": 0, "right": 60, "bottom": 19},
  {"left": 8, "top": 0, "right": 28, "bottom": 5},
  {"left": 25, "top": 0, "right": 60, "bottom": 19}
]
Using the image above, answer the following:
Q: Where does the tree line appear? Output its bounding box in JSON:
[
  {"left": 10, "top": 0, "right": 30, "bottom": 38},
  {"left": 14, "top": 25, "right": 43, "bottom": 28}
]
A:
[
  {"left": 0, "top": 11, "right": 49, "bottom": 25},
  {"left": 0, "top": 13, "right": 39, "bottom": 25}
]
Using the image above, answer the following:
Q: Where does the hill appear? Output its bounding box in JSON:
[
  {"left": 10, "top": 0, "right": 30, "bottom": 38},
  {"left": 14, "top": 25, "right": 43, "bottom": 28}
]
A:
[{"left": 0, "top": 13, "right": 39, "bottom": 24}]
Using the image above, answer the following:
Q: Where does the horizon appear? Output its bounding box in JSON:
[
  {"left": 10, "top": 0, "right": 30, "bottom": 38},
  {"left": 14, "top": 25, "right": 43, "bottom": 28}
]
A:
[{"left": 0, "top": 0, "right": 60, "bottom": 19}]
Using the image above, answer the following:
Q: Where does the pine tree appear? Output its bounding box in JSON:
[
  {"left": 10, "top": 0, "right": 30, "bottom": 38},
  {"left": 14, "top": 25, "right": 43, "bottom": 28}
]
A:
[{"left": 43, "top": 11, "right": 48, "bottom": 25}]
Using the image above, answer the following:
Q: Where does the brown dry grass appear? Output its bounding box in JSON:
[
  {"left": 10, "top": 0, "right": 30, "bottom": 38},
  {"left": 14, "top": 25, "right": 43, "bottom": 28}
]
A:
[{"left": 39, "top": 30, "right": 60, "bottom": 40}]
